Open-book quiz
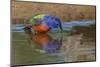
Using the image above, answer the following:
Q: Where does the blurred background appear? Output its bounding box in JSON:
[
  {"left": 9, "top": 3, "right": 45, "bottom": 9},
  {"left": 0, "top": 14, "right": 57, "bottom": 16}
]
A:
[{"left": 11, "top": 0, "right": 96, "bottom": 24}]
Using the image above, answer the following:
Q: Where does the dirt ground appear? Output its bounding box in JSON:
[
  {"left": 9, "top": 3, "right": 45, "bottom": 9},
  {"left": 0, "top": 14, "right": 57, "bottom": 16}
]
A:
[{"left": 11, "top": 1, "right": 96, "bottom": 23}]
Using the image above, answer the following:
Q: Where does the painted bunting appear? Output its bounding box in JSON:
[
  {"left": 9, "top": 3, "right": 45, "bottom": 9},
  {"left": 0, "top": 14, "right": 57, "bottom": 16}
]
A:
[{"left": 28, "top": 14, "right": 63, "bottom": 33}]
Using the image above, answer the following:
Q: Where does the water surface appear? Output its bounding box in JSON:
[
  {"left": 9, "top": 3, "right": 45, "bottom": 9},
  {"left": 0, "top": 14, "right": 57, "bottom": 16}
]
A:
[{"left": 11, "top": 20, "right": 96, "bottom": 66}]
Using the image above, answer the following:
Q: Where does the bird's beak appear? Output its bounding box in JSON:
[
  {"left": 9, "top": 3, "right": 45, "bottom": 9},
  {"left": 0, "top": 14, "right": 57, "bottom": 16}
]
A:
[{"left": 58, "top": 24, "right": 63, "bottom": 32}]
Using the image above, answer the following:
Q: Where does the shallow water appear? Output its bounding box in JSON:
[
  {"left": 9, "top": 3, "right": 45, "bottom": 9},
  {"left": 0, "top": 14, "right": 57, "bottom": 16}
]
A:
[
  {"left": 11, "top": 20, "right": 96, "bottom": 66},
  {"left": 11, "top": 20, "right": 95, "bottom": 32}
]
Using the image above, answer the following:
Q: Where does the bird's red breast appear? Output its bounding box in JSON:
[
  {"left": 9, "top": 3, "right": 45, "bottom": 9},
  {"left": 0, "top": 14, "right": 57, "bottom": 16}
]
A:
[{"left": 32, "top": 24, "right": 50, "bottom": 33}]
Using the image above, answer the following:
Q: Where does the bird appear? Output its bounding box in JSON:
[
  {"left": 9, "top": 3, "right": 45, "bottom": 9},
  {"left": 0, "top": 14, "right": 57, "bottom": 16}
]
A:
[{"left": 27, "top": 14, "right": 63, "bottom": 33}]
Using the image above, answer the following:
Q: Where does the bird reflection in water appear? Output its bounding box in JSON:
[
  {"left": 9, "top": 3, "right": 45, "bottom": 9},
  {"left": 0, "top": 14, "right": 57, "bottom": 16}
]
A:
[{"left": 24, "top": 27, "right": 63, "bottom": 54}]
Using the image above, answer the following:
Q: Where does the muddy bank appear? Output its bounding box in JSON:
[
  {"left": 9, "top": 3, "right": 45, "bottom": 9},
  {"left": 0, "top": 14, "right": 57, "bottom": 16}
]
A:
[{"left": 12, "top": 1, "right": 96, "bottom": 24}]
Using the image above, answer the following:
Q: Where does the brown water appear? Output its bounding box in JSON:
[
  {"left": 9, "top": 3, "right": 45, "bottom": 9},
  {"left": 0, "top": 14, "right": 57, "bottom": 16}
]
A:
[{"left": 11, "top": 25, "right": 96, "bottom": 66}]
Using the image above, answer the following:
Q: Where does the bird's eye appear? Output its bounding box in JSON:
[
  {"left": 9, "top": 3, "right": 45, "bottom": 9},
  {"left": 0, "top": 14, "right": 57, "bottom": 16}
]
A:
[{"left": 56, "top": 24, "right": 59, "bottom": 25}]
